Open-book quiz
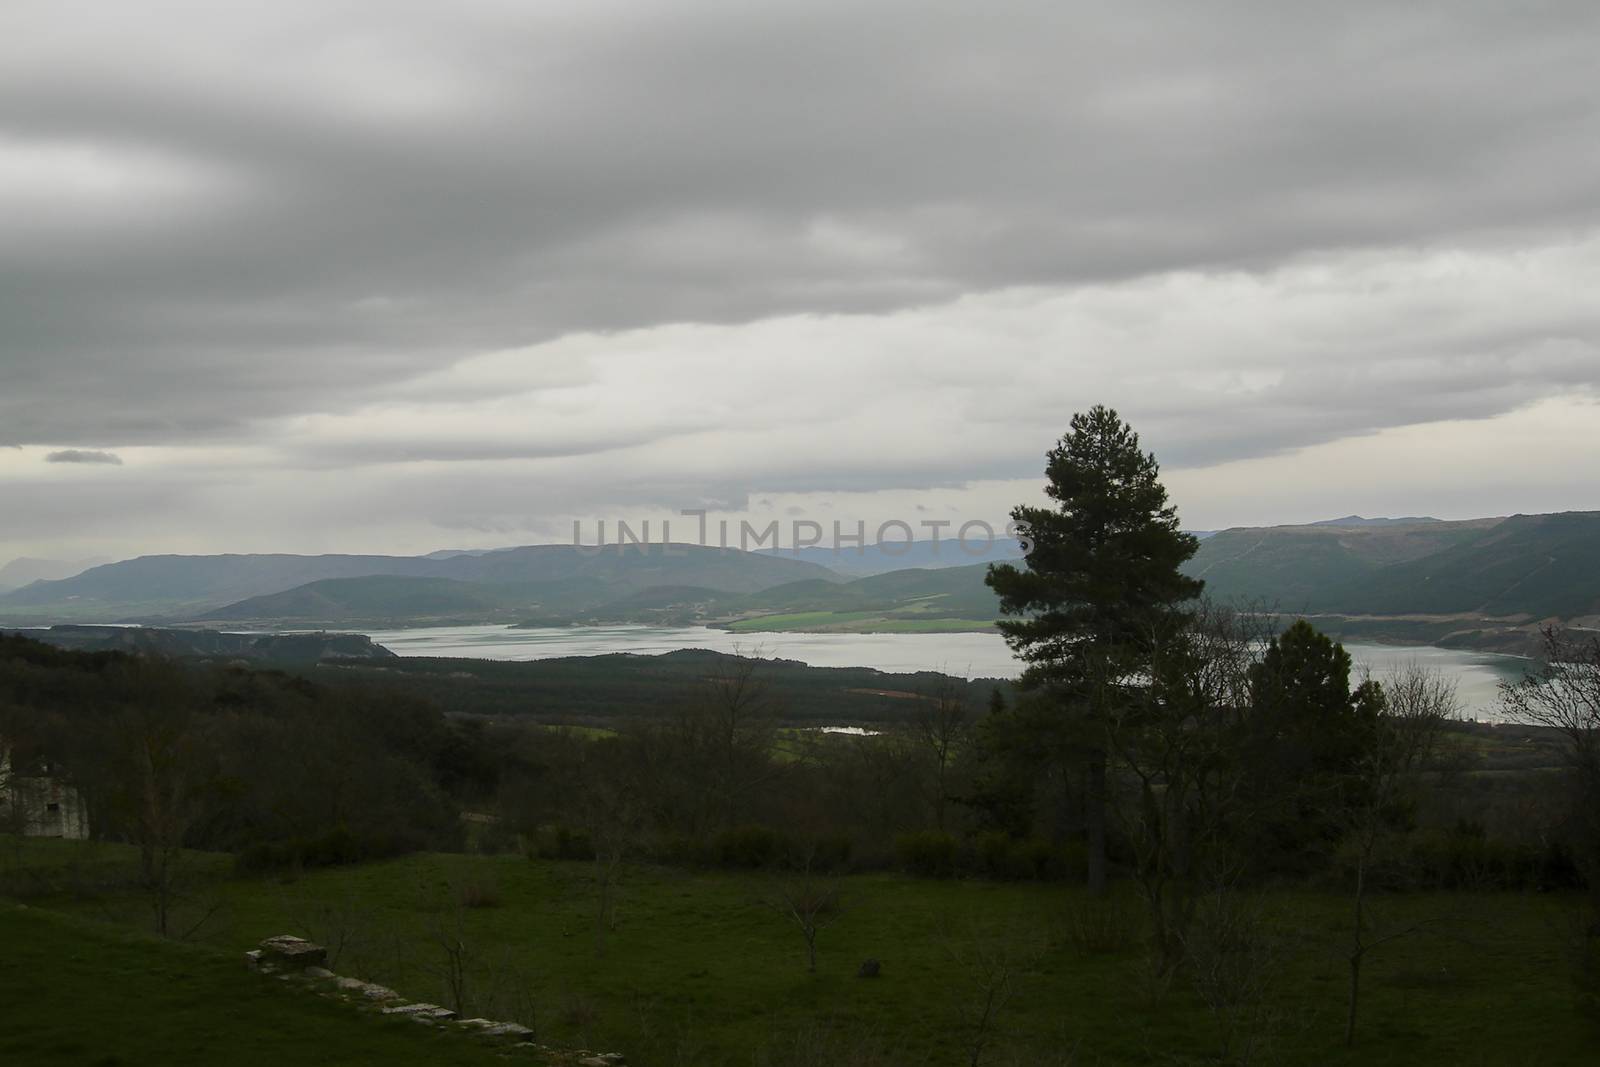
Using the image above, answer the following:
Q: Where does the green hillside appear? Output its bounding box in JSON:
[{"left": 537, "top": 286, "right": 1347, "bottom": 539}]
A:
[
  {"left": 425, "top": 544, "right": 839, "bottom": 597},
  {"left": 202, "top": 575, "right": 613, "bottom": 626},
  {"left": 1184, "top": 519, "right": 1498, "bottom": 607},
  {"left": 721, "top": 514, "right": 1600, "bottom": 639},
  {"left": 510, "top": 562, "right": 1007, "bottom": 633},
  {"left": 1328, "top": 511, "right": 1600, "bottom": 617},
  {"left": 1186, "top": 512, "right": 1600, "bottom": 621}
]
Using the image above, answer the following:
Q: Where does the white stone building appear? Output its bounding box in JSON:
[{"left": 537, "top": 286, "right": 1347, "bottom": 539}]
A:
[{"left": 0, "top": 747, "right": 90, "bottom": 840}]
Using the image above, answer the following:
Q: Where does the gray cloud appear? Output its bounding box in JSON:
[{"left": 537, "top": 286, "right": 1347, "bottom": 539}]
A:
[
  {"left": 3, "top": 1, "right": 1599, "bottom": 561},
  {"left": 44, "top": 449, "right": 123, "bottom": 465},
  {"left": 4, "top": 1, "right": 1599, "bottom": 450}
]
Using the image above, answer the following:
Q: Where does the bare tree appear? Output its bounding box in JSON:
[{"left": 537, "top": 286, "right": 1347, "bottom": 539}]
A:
[
  {"left": 1102, "top": 602, "right": 1270, "bottom": 979},
  {"left": 1502, "top": 628, "right": 1600, "bottom": 865},
  {"left": 1181, "top": 887, "right": 1283, "bottom": 1065},
  {"left": 1502, "top": 627, "right": 1600, "bottom": 1011},
  {"left": 292, "top": 886, "right": 370, "bottom": 972},
  {"left": 767, "top": 842, "right": 845, "bottom": 974},
  {"left": 425, "top": 891, "right": 475, "bottom": 1016},
  {"left": 105, "top": 700, "right": 214, "bottom": 937},
  {"left": 914, "top": 676, "right": 972, "bottom": 833},
  {"left": 641, "top": 649, "right": 784, "bottom": 838},
  {"left": 580, "top": 765, "right": 642, "bottom": 958},
  {"left": 942, "top": 919, "right": 1042, "bottom": 1067},
  {"left": 1340, "top": 663, "right": 1456, "bottom": 1046},
  {"left": 478, "top": 943, "right": 541, "bottom": 1038}
]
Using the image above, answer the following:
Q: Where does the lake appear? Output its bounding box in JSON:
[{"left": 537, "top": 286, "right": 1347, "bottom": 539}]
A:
[{"left": 362, "top": 623, "right": 1532, "bottom": 722}]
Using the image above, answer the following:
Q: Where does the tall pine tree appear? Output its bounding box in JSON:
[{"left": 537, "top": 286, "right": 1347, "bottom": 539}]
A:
[{"left": 986, "top": 405, "right": 1202, "bottom": 893}]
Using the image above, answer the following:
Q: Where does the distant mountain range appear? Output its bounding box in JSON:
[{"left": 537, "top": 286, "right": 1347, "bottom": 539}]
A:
[
  {"left": 1183, "top": 511, "right": 1600, "bottom": 651},
  {"left": 2, "top": 512, "right": 1596, "bottom": 652},
  {"left": 1309, "top": 515, "right": 1442, "bottom": 528},
  {"left": 0, "top": 544, "right": 837, "bottom": 624},
  {"left": 0, "top": 557, "right": 106, "bottom": 593},
  {"left": 1186, "top": 518, "right": 1499, "bottom": 606}
]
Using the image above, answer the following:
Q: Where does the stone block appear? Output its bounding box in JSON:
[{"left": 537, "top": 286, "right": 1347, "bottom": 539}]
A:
[{"left": 256, "top": 935, "right": 328, "bottom": 972}]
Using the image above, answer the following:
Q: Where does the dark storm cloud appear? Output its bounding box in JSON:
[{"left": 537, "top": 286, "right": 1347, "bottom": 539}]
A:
[
  {"left": 44, "top": 449, "right": 123, "bottom": 465},
  {"left": 3, "top": 0, "right": 1599, "bottom": 452}
]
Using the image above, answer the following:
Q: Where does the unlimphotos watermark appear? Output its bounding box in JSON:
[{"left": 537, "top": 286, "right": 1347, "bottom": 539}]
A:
[{"left": 571, "top": 510, "right": 1033, "bottom": 558}]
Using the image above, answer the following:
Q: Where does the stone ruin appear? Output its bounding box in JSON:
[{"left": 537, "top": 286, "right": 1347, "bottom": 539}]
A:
[{"left": 245, "top": 934, "right": 625, "bottom": 1065}]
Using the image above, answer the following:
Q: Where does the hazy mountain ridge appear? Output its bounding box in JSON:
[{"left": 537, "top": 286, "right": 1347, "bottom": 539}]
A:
[
  {"left": 199, "top": 575, "right": 605, "bottom": 626},
  {"left": 1185, "top": 518, "right": 1502, "bottom": 606},
  {"left": 552, "top": 562, "right": 1008, "bottom": 632},
  {"left": 1309, "top": 515, "right": 1442, "bottom": 527},
  {"left": 700, "top": 513, "right": 1600, "bottom": 644},
  {"left": 1319, "top": 512, "right": 1600, "bottom": 618},
  {"left": 0, "top": 557, "right": 107, "bottom": 593},
  {"left": 0, "top": 544, "right": 839, "bottom": 623},
  {"left": 5, "top": 515, "right": 1597, "bottom": 649}
]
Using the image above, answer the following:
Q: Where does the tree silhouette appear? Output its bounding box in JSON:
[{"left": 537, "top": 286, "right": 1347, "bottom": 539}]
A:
[{"left": 987, "top": 405, "right": 1202, "bottom": 893}]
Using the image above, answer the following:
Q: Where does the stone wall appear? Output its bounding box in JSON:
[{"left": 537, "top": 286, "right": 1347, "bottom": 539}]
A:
[{"left": 245, "top": 935, "right": 625, "bottom": 1066}]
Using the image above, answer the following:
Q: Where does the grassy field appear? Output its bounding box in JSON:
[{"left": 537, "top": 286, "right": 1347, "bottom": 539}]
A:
[
  {"left": 3, "top": 837, "right": 1595, "bottom": 1065},
  {"left": 0, "top": 900, "right": 560, "bottom": 1065}
]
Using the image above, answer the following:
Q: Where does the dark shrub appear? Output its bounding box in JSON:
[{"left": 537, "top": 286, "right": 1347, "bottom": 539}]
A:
[
  {"left": 896, "top": 830, "right": 957, "bottom": 877},
  {"left": 300, "top": 826, "right": 361, "bottom": 868},
  {"left": 715, "top": 824, "right": 786, "bottom": 868},
  {"left": 234, "top": 840, "right": 296, "bottom": 875},
  {"left": 528, "top": 824, "right": 595, "bottom": 861},
  {"left": 808, "top": 833, "right": 855, "bottom": 872},
  {"left": 975, "top": 831, "right": 1016, "bottom": 878},
  {"left": 970, "top": 832, "right": 1080, "bottom": 881},
  {"left": 233, "top": 827, "right": 368, "bottom": 876},
  {"left": 653, "top": 834, "right": 712, "bottom": 867},
  {"left": 552, "top": 825, "right": 595, "bottom": 861}
]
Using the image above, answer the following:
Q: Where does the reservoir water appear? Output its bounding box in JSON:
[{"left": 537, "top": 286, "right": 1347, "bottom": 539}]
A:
[{"left": 362, "top": 624, "right": 1531, "bottom": 722}]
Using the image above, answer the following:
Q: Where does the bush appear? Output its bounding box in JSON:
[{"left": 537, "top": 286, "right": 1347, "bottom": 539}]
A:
[
  {"left": 895, "top": 830, "right": 957, "bottom": 878},
  {"left": 300, "top": 826, "right": 361, "bottom": 869},
  {"left": 1406, "top": 826, "right": 1544, "bottom": 890},
  {"left": 552, "top": 825, "right": 595, "bottom": 861},
  {"left": 714, "top": 825, "right": 787, "bottom": 868},
  {"left": 970, "top": 832, "right": 1083, "bottom": 881},
  {"left": 974, "top": 831, "right": 1019, "bottom": 878},
  {"left": 1018, "top": 838, "right": 1064, "bottom": 880},
  {"left": 807, "top": 833, "right": 855, "bottom": 873},
  {"left": 527, "top": 824, "right": 595, "bottom": 861},
  {"left": 234, "top": 840, "right": 296, "bottom": 876},
  {"left": 652, "top": 833, "right": 712, "bottom": 867},
  {"left": 232, "top": 826, "right": 368, "bottom": 876}
]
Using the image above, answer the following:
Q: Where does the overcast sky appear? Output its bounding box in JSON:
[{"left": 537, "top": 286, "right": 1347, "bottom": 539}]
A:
[{"left": 3, "top": 0, "right": 1598, "bottom": 562}]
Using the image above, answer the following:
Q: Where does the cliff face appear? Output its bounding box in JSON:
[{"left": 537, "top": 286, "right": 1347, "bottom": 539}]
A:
[{"left": 4, "top": 625, "right": 395, "bottom": 662}]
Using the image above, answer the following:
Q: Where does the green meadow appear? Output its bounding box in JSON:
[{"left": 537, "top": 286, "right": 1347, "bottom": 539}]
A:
[
  {"left": 0, "top": 901, "right": 535, "bottom": 1066},
  {"left": 4, "top": 837, "right": 1593, "bottom": 1065}
]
